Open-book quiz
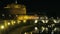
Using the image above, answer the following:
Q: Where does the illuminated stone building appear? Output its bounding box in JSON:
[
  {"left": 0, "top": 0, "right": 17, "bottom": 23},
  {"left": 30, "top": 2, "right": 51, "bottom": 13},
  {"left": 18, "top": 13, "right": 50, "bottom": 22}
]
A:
[
  {"left": 4, "top": 1, "right": 39, "bottom": 20},
  {"left": 4, "top": 2, "right": 26, "bottom": 15},
  {"left": 0, "top": 0, "right": 39, "bottom": 26}
]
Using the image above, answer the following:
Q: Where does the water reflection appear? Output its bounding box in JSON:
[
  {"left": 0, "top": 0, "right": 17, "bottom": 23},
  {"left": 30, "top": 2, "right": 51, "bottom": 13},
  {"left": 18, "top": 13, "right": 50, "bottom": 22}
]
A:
[{"left": 0, "top": 17, "right": 60, "bottom": 34}]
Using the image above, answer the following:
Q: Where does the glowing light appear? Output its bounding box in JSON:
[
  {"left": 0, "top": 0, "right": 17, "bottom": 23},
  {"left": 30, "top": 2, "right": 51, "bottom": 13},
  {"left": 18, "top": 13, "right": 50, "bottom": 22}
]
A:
[
  {"left": 14, "top": 21, "right": 16, "bottom": 24},
  {"left": 8, "top": 22, "right": 10, "bottom": 25},
  {"left": 24, "top": 16, "right": 28, "bottom": 20},
  {"left": 23, "top": 20, "right": 26, "bottom": 23},
  {"left": 54, "top": 28, "right": 60, "bottom": 31},
  {"left": 53, "top": 19, "right": 59, "bottom": 23},
  {"left": 35, "top": 27, "right": 38, "bottom": 30},
  {"left": 41, "top": 26, "right": 45, "bottom": 32},
  {"left": 17, "top": 20, "right": 21, "bottom": 24},
  {"left": 30, "top": 32, "right": 32, "bottom": 34},
  {"left": 34, "top": 20, "right": 38, "bottom": 23},
  {"left": 0, "top": 25, "right": 5, "bottom": 29},
  {"left": 11, "top": 20, "right": 16, "bottom": 25},
  {"left": 41, "top": 19, "right": 48, "bottom": 23},
  {"left": 41, "top": 20, "right": 45, "bottom": 23},
  {"left": 54, "top": 28, "right": 57, "bottom": 31},
  {"left": 53, "top": 20, "right": 57, "bottom": 23},
  {"left": 15, "top": 0, "right": 17, "bottom": 4},
  {"left": 18, "top": 16, "right": 39, "bottom": 20},
  {"left": 4, "top": 20, "right": 8, "bottom": 27},
  {"left": 51, "top": 31, "right": 54, "bottom": 34},
  {"left": 45, "top": 27, "right": 48, "bottom": 31},
  {"left": 45, "top": 20, "right": 49, "bottom": 23},
  {"left": 24, "top": 32, "right": 27, "bottom": 34},
  {"left": 40, "top": 17, "right": 44, "bottom": 19}
]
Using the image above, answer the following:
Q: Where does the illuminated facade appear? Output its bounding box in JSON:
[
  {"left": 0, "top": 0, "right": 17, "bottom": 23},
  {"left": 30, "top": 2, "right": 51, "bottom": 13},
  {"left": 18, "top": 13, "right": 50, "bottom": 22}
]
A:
[
  {"left": 4, "top": 3, "right": 26, "bottom": 15},
  {"left": 4, "top": 1, "right": 39, "bottom": 20}
]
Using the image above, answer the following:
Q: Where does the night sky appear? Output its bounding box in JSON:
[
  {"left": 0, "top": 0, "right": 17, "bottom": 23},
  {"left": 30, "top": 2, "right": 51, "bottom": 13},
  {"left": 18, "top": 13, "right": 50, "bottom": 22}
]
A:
[{"left": 0, "top": 0, "right": 60, "bottom": 17}]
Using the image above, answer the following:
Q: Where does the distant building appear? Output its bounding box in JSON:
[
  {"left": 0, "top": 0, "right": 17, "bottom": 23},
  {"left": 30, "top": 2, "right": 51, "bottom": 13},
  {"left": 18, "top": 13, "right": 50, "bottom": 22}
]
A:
[{"left": 4, "top": 3, "right": 26, "bottom": 15}]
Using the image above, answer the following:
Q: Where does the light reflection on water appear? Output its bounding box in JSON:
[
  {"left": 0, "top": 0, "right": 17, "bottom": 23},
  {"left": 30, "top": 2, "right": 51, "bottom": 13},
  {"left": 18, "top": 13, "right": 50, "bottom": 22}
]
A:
[
  {"left": 0, "top": 19, "right": 60, "bottom": 34},
  {"left": 21, "top": 26, "right": 60, "bottom": 34}
]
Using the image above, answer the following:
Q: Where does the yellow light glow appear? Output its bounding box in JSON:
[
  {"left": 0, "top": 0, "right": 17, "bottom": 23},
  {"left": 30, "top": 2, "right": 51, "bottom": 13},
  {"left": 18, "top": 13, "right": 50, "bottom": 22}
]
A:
[
  {"left": 11, "top": 20, "right": 16, "bottom": 25},
  {"left": 0, "top": 25, "right": 5, "bottom": 29},
  {"left": 14, "top": 21, "right": 16, "bottom": 24},
  {"left": 35, "top": 27, "right": 38, "bottom": 30},
  {"left": 34, "top": 20, "right": 38, "bottom": 23},
  {"left": 18, "top": 16, "right": 24, "bottom": 20},
  {"left": 8, "top": 22, "right": 10, "bottom": 25},
  {"left": 14, "top": 5, "right": 19, "bottom": 8},
  {"left": 4, "top": 20, "right": 8, "bottom": 28},
  {"left": 17, "top": 20, "right": 21, "bottom": 24},
  {"left": 24, "top": 16, "right": 28, "bottom": 19},
  {"left": 31, "top": 32, "right": 32, "bottom": 34},
  {"left": 18, "top": 16, "right": 39, "bottom": 20},
  {"left": 23, "top": 20, "right": 26, "bottom": 23},
  {"left": 24, "top": 32, "right": 27, "bottom": 34}
]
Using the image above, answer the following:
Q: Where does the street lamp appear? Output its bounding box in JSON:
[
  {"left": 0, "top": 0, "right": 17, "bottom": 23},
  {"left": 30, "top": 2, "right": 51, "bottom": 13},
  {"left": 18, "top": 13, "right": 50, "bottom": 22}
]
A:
[{"left": 0, "top": 25, "right": 5, "bottom": 29}]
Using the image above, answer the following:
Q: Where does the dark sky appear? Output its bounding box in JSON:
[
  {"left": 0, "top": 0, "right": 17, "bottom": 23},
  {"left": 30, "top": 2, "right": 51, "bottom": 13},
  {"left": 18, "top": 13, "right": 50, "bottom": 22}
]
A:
[{"left": 0, "top": 0, "right": 60, "bottom": 17}]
